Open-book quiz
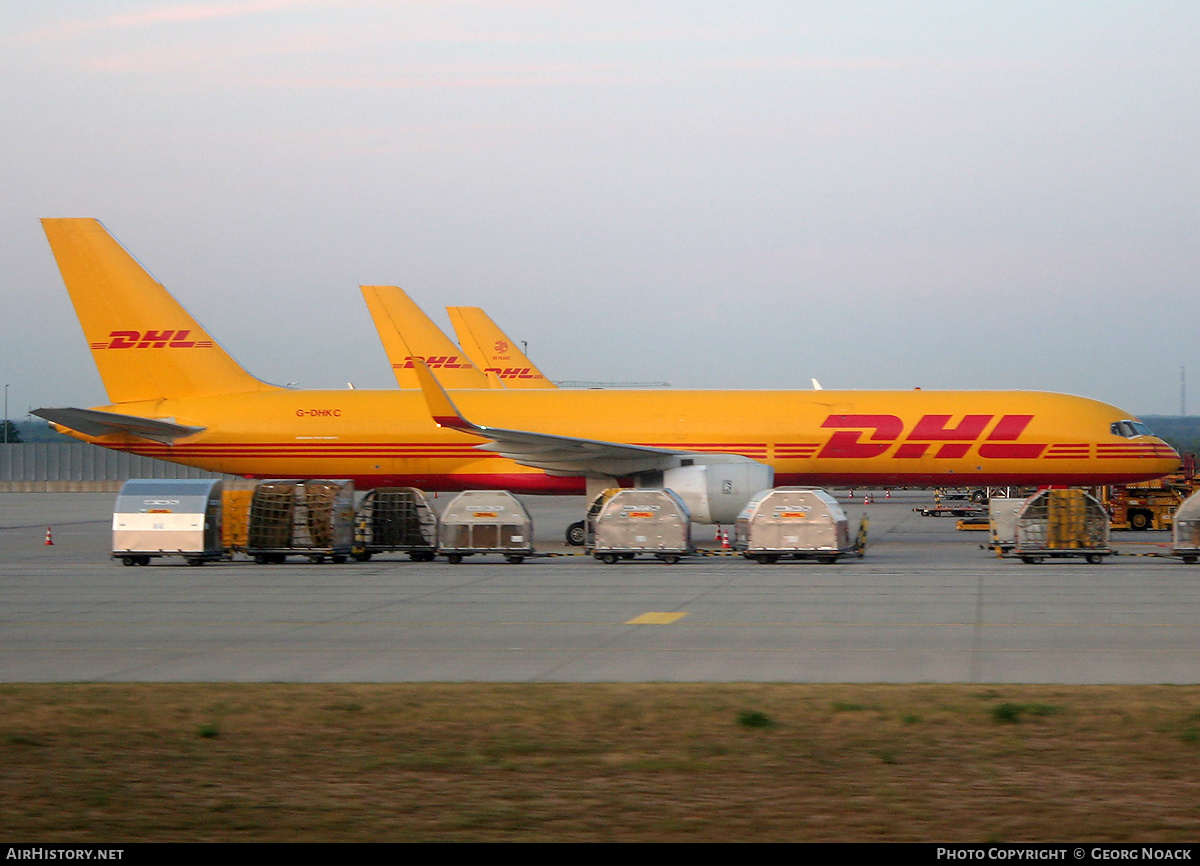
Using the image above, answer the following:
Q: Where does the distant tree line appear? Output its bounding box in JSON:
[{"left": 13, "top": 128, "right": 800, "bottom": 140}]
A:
[
  {"left": 4, "top": 420, "right": 74, "bottom": 444},
  {"left": 1142, "top": 416, "right": 1200, "bottom": 459}
]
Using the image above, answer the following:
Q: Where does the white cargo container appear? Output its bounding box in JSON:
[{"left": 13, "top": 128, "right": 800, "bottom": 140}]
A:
[
  {"left": 733, "top": 487, "right": 854, "bottom": 563},
  {"left": 988, "top": 497, "right": 1031, "bottom": 551},
  {"left": 438, "top": 491, "right": 534, "bottom": 563},
  {"left": 112, "top": 478, "right": 224, "bottom": 566},
  {"left": 1171, "top": 489, "right": 1200, "bottom": 563},
  {"left": 587, "top": 488, "right": 693, "bottom": 564}
]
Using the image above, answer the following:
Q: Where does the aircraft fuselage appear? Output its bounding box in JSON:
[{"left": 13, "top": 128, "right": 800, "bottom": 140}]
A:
[{"left": 56, "top": 386, "right": 1181, "bottom": 491}]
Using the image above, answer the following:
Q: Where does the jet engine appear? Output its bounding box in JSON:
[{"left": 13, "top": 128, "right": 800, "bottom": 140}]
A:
[{"left": 648, "top": 454, "right": 774, "bottom": 525}]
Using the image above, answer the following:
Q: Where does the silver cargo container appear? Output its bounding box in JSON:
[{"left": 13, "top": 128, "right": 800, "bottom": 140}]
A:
[
  {"left": 1013, "top": 488, "right": 1111, "bottom": 564},
  {"left": 353, "top": 487, "right": 439, "bottom": 561},
  {"left": 733, "top": 486, "right": 853, "bottom": 563},
  {"left": 1171, "top": 490, "right": 1200, "bottom": 563},
  {"left": 246, "top": 480, "right": 355, "bottom": 564},
  {"left": 438, "top": 491, "right": 534, "bottom": 563},
  {"left": 587, "top": 488, "right": 693, "bottom": 564},
  {"left": 112, "top": 478, "right": 224, "bottom": 566}
]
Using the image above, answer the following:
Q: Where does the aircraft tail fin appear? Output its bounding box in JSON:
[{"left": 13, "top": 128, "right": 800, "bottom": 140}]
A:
[
  {"left": 360, "top": 286, "right": 490, "bottom": 389},
  {"left": 446, "top": 306, "right": 556, "bottom": 389},
  {"left": 41, "top": 219, "right": 277, "bottom": 404}
]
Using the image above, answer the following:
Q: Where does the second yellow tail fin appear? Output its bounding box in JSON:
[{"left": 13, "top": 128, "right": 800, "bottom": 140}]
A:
[
  {"left": 361, "top": 286, "right": 490, "bottom": 389},
  {"left": 42, "top": 219, "right": 278, "bottom": 404}
]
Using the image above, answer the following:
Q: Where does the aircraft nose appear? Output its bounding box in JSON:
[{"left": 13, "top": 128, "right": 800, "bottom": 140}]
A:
[{"left": 1149, "top": 437, "right": 1182, "bottom": 474}]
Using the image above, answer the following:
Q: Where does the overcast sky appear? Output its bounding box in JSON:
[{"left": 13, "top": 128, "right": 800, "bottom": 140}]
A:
[{"left": 2, "top": 1, "right": 1198, "bottom": 419}]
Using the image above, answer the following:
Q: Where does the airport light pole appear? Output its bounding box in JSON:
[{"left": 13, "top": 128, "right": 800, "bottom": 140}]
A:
[{"left": 3, "top": 383, "right": 8, "bottom": 445}]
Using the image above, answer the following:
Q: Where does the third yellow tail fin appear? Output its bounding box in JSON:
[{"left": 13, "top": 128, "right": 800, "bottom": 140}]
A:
[
  {"left": 42, "top": 219, "right": 278, "bottom": 404},
  {"left": 446, "top": 306, "right": 556, "bottom": 389}
]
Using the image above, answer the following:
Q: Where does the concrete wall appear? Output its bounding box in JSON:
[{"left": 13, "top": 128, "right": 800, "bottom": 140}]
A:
[{"left": 0, "top": 443, "right": 232, "bottom": 491}]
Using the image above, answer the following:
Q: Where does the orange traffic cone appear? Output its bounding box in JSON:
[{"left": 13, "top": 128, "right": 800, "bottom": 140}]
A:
[
  {"left": 720, "top": 527, "right": 731, "bottom": 550},
  {"left": 44, "top": 527, "right": 54, "bottom": 546},
  {"left": 885, "top": 489, "right": 891, "bottom": 499},
  {"left": 863, "top": 493, "right": 870, "bottom": 505}
]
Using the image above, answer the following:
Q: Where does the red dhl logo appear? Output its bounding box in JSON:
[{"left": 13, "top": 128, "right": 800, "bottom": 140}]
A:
[
  {"left": 818, "top": 414, "right": 1046, "bottom": 459},
  {"left": 91, "top": 330, "right": 213, "bottom": 349},
  {"left": 398, "top": 356, "right": 473, "bottom": 370},
  {"left": 484, "top": 367, "right": 544, "bottom": 380}
]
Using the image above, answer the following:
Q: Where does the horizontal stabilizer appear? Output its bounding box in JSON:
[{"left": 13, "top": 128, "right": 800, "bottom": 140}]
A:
[
  {"left": 410, "top": 360, "right": 682, "bottom": 476},
  {"left": 33, "top": 407, "right": 205, "bottom": 443}
]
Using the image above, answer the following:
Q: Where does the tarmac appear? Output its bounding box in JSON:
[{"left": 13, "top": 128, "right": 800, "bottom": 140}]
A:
[{"left": 1, "top": 490, "right": 1197, "bottom": 684}]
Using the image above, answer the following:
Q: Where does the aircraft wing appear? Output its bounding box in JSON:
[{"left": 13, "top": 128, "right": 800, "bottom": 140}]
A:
[
  {"left": 33, "top": 407, "right": 205, "bottom": 444},
  {"left": 411, "top": 361, "right": 682, "bottom": 476}
]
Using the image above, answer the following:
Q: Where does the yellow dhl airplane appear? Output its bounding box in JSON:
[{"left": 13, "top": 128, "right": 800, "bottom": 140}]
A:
[{"left": 33, "top": 219, "right": 1181, "bottom": 507}]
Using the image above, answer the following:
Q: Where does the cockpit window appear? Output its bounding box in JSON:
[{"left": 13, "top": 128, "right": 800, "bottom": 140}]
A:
[{"left": 1110, "top": 420, "right": 1154, "bottom": 438}]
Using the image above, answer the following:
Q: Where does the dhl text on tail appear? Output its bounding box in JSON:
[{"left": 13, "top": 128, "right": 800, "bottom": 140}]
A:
[{"left": 33, "top": 219, "right": 1181, "bottom": 493}]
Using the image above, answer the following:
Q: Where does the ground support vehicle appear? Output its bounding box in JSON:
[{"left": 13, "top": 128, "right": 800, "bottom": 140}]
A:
[
  {"left": 955, "top": 516, "right": 991, "bottom": 531},
  {"left": 733, "top": 486, "right": 861, "bottom": 564},
  {"left": 916, "top": 503, "right": 985, "bottom": 518},
  {"left": 112, "top": 478, "right": 225, "bottom": 566},
  {"left": 1104, "top": 480, "right": 1187, "bottom": 531},
  {"left": 965, "top": 486, "right": 1031, "bottom": 503},
  {"left": 437, "top": 491, "right": 534, "bottom": 563},
  {"left": 245, "top": 480, "right": 355, "bottom": 564},
  {"left": 586, "top": 488, "right": 693, "bottom": 564},
  {"left": 1103, "top": 454, "right": 1200, "bottom": 531},
  {"left": 916, "top": 490, "right": 984, "bottom": 518},
  {"left": 353, "top": 487, "right": 438, "bottom": 561},
  {"left": 1010, "top": 489, "right": 1111, "bottom": 564}
]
